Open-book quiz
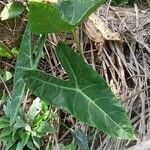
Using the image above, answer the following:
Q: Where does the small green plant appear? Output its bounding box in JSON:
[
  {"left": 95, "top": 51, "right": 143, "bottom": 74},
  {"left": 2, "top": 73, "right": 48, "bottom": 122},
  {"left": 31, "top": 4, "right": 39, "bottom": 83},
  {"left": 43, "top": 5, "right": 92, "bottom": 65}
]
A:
[
  {"left": 0, "top": 97, "right": 58, "bottom": 150},
  {"left": 0, "top": 43, "right": 18, "bottom": 59}
]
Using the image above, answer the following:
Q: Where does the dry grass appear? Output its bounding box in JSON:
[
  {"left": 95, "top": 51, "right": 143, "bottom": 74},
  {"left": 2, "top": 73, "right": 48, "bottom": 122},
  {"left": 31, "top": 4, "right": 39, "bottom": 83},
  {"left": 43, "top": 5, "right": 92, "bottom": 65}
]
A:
[{"left": 93, "top": 4, "right": 150, "bottom": 149}]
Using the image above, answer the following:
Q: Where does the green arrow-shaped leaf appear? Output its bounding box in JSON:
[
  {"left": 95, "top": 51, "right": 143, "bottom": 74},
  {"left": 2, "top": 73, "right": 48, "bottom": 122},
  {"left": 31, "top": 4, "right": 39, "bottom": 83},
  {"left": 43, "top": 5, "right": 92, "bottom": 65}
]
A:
[
  {"left": 28, "top": 0, "right": 106, "bottom": 33},
  {"left": 23, "top": 42, "right": 136, "bottom": 139}
]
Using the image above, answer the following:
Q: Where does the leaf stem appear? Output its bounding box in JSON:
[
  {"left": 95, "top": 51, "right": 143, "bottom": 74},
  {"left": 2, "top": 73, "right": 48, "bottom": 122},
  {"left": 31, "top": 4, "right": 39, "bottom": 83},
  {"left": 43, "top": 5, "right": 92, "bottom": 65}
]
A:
[{"left": 72, "top": 29, "right": 84, "bottom": 57}]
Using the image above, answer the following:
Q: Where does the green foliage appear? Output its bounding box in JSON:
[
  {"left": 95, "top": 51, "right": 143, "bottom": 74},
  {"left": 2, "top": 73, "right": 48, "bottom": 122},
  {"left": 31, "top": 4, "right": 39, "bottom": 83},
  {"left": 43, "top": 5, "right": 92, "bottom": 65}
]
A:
[
  {"left": 9, "top": 24, "right": 33, "bottom": 124},
  {"left": 0, "top": 1, "right": 24, "bottom": 21},
  {"left": 28, "top": 0, "right": 106, "bottom": 33},
  {"left": 0, "top": 98, "right": 57, "bottom": 150},
  {"left": 0, "top": 43, "right": 18, "bottom": 58},
  {"left": 23, "top": 42, "right": 136, "bottom": 139},
  {"left": 9, "top": 25, "right": 46, "bottom": 124},
  {"left": 0, "top": 117, "right": 10, "bottom": 129},
  {"left": 0, "top": 69, "right": 12, "bottom": 82}
]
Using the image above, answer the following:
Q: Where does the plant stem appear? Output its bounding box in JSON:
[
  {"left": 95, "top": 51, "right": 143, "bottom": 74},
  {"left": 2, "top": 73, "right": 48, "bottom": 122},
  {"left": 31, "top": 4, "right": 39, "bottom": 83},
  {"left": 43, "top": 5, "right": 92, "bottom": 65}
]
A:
[{"left": 72, "top": 29, "right": 84, "bottom": 57}]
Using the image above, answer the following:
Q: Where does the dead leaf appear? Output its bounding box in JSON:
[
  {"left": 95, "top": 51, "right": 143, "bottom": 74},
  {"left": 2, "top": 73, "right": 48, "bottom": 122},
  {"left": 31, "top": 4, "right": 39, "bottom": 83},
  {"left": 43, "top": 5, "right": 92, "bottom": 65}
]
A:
[
  {"left": 84, "top": 19, "right": 104, "bottom": 43},
  {"left": 88, "top": 13, "right": 121, "bottom": 41}
]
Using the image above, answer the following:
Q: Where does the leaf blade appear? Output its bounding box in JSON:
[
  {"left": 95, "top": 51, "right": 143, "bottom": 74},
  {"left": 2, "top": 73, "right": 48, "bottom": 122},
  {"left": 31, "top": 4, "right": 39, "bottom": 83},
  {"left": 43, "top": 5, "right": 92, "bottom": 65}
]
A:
[
  {"left": 10, "top": 26, "right": 46, "bottom": 124},
  {"left": 10, "top": 24, "right": 33, "bottom": 124},
  {"left": 28, "top": 0, "right": 106, "bottom": 33},
  {"left": 23, "top": 42, "right": 136, "bottom": 139}
]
